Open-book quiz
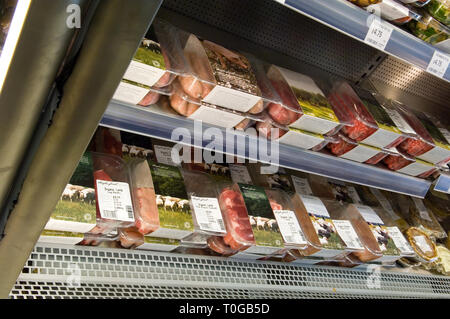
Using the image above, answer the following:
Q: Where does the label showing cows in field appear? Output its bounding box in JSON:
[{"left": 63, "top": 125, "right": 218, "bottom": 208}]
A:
[
  {"left": 47, "top": 152, "right": 97, "bottom": 233},
  {"left": 96, "top": 181, "right": 134, "bottom": 222},
  {"left": 191, "top": 196, "right": 226, "bottom": 234},
  {"left": 387, "top": 226, "right": 415, "bottom": 255},
  {"left": 229, "top": 164, "right": 252, "bottom": 184},
  {"left": 238, "top": 183, "right": 283, "bottom": 249},
  {"left": 412, "top": 198, "right": 433, "bottom": 222},
  {"left": 332, "top": 220, "right": 364, "bottom": 250},
  {"left": 273, "top": 210, "right": 308, "bottom": 246},
  {"left": 291, "top": 176, "right": 313, "bottom": 195},
  {"left": 299, "top": 195, "right": 346, "bottom": 251},
  {"left": 154, "top": 145, "right": 179, "bottom": 167},
  {"left": 149, "top": 162, "right": 193, "bottom": 232}
]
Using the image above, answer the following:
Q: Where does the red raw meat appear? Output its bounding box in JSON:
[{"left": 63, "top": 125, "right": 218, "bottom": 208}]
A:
[
  {"left": 327, "top": 135, "right": 356, "bottom": 156},
  {"left": 383, "top": 154, "right": 413, "bottom": 171},
  {"left": 134, "top": 187, "right": 159, "bottom": 235},
  {"left": 267, "top": 79, "right": 301, "bottom": 125},
  {"left": 218, "top": 187, "right": 254, "bottom": 251}
]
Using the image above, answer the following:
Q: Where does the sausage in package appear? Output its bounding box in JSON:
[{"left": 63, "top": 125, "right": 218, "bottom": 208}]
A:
[
  {"left": 265, "top": 65, "right": 343, "bottom": 135},
  {"left": 46, "top": 152, "right": 135, "bottom": 234},
  {"left": 129, "top": 160, "right": 195, "bottom": 239}
]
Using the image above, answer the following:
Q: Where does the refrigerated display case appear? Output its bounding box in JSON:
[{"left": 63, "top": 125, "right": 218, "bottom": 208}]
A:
[{"left": 1, "top": 0, "right": 449, "bottom": 299}]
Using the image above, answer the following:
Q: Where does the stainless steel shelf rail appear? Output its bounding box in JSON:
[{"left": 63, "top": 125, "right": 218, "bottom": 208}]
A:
[
  {"left": 100, "top": 100, "right": 431, "bottom": 198},
  {"left": 10, "top": 243, "right": 450, "bottom": 299},
  {"left": 276, "top": 0, "right": 450, "bottom": 83}
]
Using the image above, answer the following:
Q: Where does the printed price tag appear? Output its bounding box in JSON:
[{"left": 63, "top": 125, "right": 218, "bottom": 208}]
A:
[
  {"left": 355, "top": 204, "right": 384, "bottom": 225},
  {"left": 364, "top": 18, "right": 393, "bottom": 51},
  {"left": 229, "top": 164, "right": 253, "bottom": 184},
  {"left": 414, "top": 235, "right": 433, "bottom": 253},
  {"left": 154, "top": 145, "right": 179, "bottom": 167},
  {"left": 273, "top": 210, "right": 308, "bottom": 245},
  {"left": 291, "top": 176, "right": 313, "bottom": 195},
  {"left": 96, "top": 180, "right": 134, "bottom": 222},
  {"left": 191, "top": 196, "right": 226, "bottom": 234},
  {"left": 427, "top": 51, "right": 450, "bottom": 79},
  {"left": 300, "top": 195, "right": 329, "bottom": 218},
  {"left": 333, "top": 220, "right": 364, "bottom": 250},
  {"left": 387, "top": 227, "right": 414, "bottom": 255}
]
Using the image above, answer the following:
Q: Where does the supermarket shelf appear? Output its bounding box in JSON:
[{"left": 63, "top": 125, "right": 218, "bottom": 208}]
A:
[
  {"left": 100, "top": 100, "right": 431, "bottom": 198},
  {"left": 276, "top": 0, "right": 450, "bottom": 83},
  {"left": 10, "top": 243, "right": 450, "bottom": 299},
  {"left": 434, "top": 173, "right": 450, "bottom": 194}
]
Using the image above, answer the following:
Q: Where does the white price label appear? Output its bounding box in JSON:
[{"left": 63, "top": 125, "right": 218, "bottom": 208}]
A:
[
  {"left": 273, "top": 210, "right": 308, "bottom": 245},
  {"left": 412, "top": 198, "right": 433, "bottom": 222},
  {"left": 300, "top": 195, "right": 329, "bottom": 218},
  {"left": 427, "top": 51, "right": 450, "bottom": 79},
  {"left": 364, "top": 18, "right": 393, "bottom": 51},
  {"left": 387, "top": 227, "right": 414, "bottom": 255},
  {"left": 291, "top": 176, "right": 313, "bottom": 196},
  {"left": 191, "top": 196, "right": 226, "bottom": 234},
  {"left": 414, "top": 235, "right": 433, "bottom": 253},
  {"left": 333, "top": 220, "right": 364, "bottom": 250},
  {"left": 96, "top": 180, "right": 134, "bottom": 222},
  {"left": 355, "top": 204, "right": 384, "bottom": 225},
  {"left": 228, "top": 164, "right": 253, "bottom": 184},
  {"left": 154, "top": 145, "right": 179, "bottom": 167}
]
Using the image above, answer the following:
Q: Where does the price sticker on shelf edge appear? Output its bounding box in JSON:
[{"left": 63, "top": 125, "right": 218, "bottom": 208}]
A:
[
  {"left": 273, "top": 210, "right": 308, "bottom": 245},
  {"left": 364, "top": 18, "right": 393, "bottom": 51},
  {"left": 427, "top": 50, "right": 450, "bottom": 79},
  {"left": 191, "top": 196, "right": 226, "bottom": 234},
  {"left": 96, "top": 180, "right": 134, "bottom": 222}
]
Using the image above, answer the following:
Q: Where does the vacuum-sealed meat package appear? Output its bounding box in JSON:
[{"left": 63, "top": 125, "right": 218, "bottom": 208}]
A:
[
  {"left": 382, "top": 148, "right": 438, "bottom": 178},
  {"left": 121, "top": 19, "right": 188, "bottom": 89},
  {"left": 349, "top": 0, "right": 421, "bottom": 24},
  {"left": 207, "top": 182, "right": 255, "bottom": 255},
  {"left": 46, "top": 152, "right": 134, "bottom": 234},
  {"left": 329, "top": 82, "right": 407, "bottom": 149},
  {"left": 265, "top": 65, "right": 343, "bottom": 135},
  {"left": 129, "top": 160, "right": 194, "bottom": 239},
  {"left": 182, "top": 169, "right": 227, "bottom": 237},
  {"left": 288, "top": 195, "right": 365, "bottom": 261},
  {"left": 181, "top": 33, "right": 264, "bottom": 114}
]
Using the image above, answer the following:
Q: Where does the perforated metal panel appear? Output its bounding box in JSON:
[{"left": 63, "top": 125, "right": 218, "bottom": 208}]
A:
[
  {"left": 160, "top": 0, "right": 380, "bottom": 82},
  {"left": 10, "top": 243, "right": 450, "bottom": 299},
  {"left": 370, "top": 56, "right": 450, "bottom": 109}
]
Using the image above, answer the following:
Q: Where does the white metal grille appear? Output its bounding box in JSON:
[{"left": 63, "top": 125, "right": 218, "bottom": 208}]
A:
[{"left": 10, "top": 243, "right": 450, "bottom": 299}]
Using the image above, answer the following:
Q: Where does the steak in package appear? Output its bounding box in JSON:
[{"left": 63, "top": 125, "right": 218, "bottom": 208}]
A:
[
  {"left": 129, "top": 160, "right": 194, "bottom": 239},
  {"left": 264, "top": 65, "right": 343, "bottom": 135},
  {"left": 328, "top": 82, "right": 406, "bottom": 149}
]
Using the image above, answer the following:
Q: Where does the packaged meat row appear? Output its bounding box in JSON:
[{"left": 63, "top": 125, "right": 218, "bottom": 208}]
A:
[
  {"left": 348, "top": 0, "right": 422, "bottom": 24},
  {"left": 40, "top": 130, "right": 450, "bottom": 273}
]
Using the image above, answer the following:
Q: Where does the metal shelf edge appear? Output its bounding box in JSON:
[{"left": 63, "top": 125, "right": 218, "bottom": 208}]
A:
[
  {"left": 100, "top": 100, "right": 431, "bottom": 198},
  {"left": 277, "top": 0, "right": 450, "bottom": 83}
]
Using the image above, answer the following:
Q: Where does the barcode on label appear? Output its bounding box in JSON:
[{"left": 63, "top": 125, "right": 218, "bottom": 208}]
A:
[
  {"left": 102, "top": 210, "right": 117, "bottom": 219},
  {"left": 218, "top": 219, "right": 225, "bottom": 231},
  {"left": 126, "top": 205, "right": 133, "bottom": 219}
]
